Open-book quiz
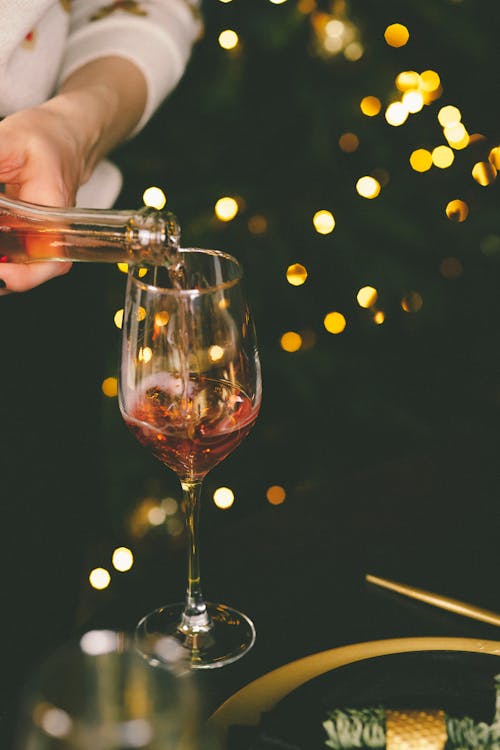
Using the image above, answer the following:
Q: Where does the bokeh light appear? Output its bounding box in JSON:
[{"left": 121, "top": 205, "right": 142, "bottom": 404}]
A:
[
  {"left": 266, "top": 485, "right": 286, "bottom": 505},
  {"left": 432, "top": 145, "right": 454, "bottom": 168},
  {"left": 410, "top": 149, "right": 433, "bottom": 172},
  {"left": 218, "top": 29, "right": 239, "bottom": 49},
  {"left": 213, "top": 487, "right": 235, "bottom": 509},
  {"left": 438, "top": 105, "right": 461, "bottom": 127},
  {"left": 280, "top": 331, "right": 302, "bottom": 352},
  {"left": 286, "top": 263, "right": 308, "bottom": 286},
  {"left": 357, "top": 286, "right": 378, "bottom": 308},
  {"left": 114, "top": 309, "right": 124, "bottom": 329},
  {"left": 401, "top": 292, "right": 423, "bottom": 313},
  {"left": 360, "top": 96, "right": 381, "bottom": 116},
  {"left": 488, "top": 146, "right": 500, "bottom": 169},
  {"left": 384, "top": 23, "right": 410, "bottom": 47},
  {"left": 313, "top": 210, "right": 336, "bottom": 234},
  {"left": 385, "top": 102, "right": 409, "bottom": 126},
  {"left": 395, "top": 70, "right": 420, "bottom": 90},
  {"left": 440, "top": 257, "right": 464, "bottom": 279},
  {"left": 402, "top": 90, "right": 424, "bottom": 113},
  {"left": 155, "top": 311, "right": 169, "bottom": 327},
  {"left": 324, "top": 311, "right": 346, "bottom": 334},
  {"left": 356, "top": 176, "right": 381, "bottom": 199},
  {"left": 339, "top": 132, "right": 359, "bottom": 152},
  {"left": 445, "top": 199, "right": 469, "bottom": 222},
  {"left": 208, "top": 345, "right": 225, "bottom": 362},
  {"left": 89, "top": 568, "right": 111, "bottom": 590},
  {"left": 112, "top": 547, "right": 134, "bottom": 572},
  {"left": 472, "top": 161, "right": 497, "bottom": 186},
  {"left": 373, "top": 310, "right": 385, "bottom": 325},
  {"left": 142, "top": 186, "right": 166, "bottom": 210},
  {"left": 248, "top": 215, "right": 268, "bottom": 234},
  {"left": 101, "top": 377, "right": 118, "bottom": 398},
  {"left": 419, "top": 70, "right": 440, "bottom": 92},
  {"left": 215, "top": 196, "right": 239, "bottom": 221}
]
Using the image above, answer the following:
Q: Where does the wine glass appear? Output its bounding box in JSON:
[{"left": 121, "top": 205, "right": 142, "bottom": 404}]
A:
[
  {"left": 14, "top": 630, "right": 210, "bottom": 749},
  {"left": 119, "top": 248, "right": 262, "bottom": 669}
]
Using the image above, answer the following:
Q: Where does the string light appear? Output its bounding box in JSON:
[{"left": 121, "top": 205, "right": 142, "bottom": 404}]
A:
[
  {"left": 266, "top": 485, "right": 286, "bottom": 505},
  {"left": 445, "top": 200, "right": 469, "bottom": 222},
  {"left": 356, "top": 176, "right": 381, "bottom": 199},
  {"left": 142, "top": 186, "right": 166, "bottom": 210},
  {"left": 324, "top": 312, "right": 346, "bottom": 334},
  {"left": 89, "top": 568, "right": 111, "bottom": 590},
  {"left": 432, "top": 145, "right": 454, "bottom": 168},
  {"left": 360, "top": 96, "right": 381, "bottom": 116},
  {"left": 384, "top": 23, "right": 410, "bottom": 48},
  {"left": 385, "top": 101, "right": 409, "bottom": 126},
  {"left": 213, "top": 487, "right": 234, "bottom": 509},
  {"left": 112, "top": 547, "right": 134, "bottom": 572},
  {"left": 286, "top": 263, "right": 308, "bottom": 286},
  {"left": 313, "top": 209, "right": 335, "bottom": 234},
  {"left": 410, "top": 149, "right": 432, "bottom": 172},
  {"left": 280, "top": 331, "right": 302, "bottom": 352},
  {"left": 472, "top": 161, "right": 497, "bottom": 186},
  {"left": 101, "top": 377, "right": 118, "bottom": 398},
  {"left": 357, "top": 286, "right": 378, "bottom": 308},
  {"left": 218, "top": 29, "right": 239, "bottom": 50},
  {"left": 215, "top": 196, "right": 239, "bottom": 221},
  {"left": 339, "top": 132, "right": 359, "bottom": 152}
]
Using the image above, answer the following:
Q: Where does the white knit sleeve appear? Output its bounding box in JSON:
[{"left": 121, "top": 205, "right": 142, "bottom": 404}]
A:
[{"left": 58, "top": 0, "right": 202, "bottom": 133}]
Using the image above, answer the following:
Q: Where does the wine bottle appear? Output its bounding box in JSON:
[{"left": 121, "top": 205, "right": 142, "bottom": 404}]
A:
[{"left": 0, "top": 194, "right": 181, "bottom": 266}]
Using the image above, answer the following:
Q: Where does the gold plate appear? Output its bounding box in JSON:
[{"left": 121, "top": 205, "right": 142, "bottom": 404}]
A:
[{"left": 209, "top": 636, "right": 500, "bottom": 740}]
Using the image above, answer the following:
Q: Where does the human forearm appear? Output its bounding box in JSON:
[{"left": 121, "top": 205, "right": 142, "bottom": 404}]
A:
[{"left": 47, "top": 56, "right": 148, "bottom": 184}]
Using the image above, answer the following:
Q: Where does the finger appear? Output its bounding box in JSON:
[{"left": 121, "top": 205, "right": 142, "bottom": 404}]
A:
[{"left": 0, "top": 261, "right": 72, "bottom": 293}]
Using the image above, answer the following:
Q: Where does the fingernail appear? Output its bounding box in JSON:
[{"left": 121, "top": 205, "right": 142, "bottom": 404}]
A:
[{"left": 0, "top": 280, "right": 6, "bottom": 289}]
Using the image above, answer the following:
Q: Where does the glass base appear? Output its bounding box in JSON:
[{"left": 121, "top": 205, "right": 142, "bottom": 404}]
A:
[{"left": 135, "top": 602, "right": 256, "bottom": 670}]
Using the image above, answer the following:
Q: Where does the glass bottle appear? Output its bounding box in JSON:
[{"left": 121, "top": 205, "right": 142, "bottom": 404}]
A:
[{"left": 0, "top": 194, "right": 181, "bottom": 266}]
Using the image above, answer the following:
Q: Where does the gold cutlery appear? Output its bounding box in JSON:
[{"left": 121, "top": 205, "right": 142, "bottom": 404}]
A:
[{"left": 366, "top": 573, "right": 500, "bottom": 628}]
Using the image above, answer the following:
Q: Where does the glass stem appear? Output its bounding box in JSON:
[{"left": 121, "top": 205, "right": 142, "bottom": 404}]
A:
[{"left": 179, "top": 479, "right": 211, "bottom": 632}]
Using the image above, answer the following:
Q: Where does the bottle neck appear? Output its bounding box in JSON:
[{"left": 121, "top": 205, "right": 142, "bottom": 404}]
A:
[{"left": 0, "top": 195, "right": 180, "bottom": 265}]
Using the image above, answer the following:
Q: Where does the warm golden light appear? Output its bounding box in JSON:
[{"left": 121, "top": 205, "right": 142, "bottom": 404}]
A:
[
  {"left": 440, "top": 257, "right": 463, "bottom": 279},
  {"left": 218, "top": 29, "right": 239, "bottom": 50},
  {"left": 114, "top": 309, "right": 124, "bottom": 329},
  {"left": 409, "top": 149, "right": 432, "bottom": 172},
  {"left": 356, "top": 176, "right": 381, "bottom": 199},
  {"left": 357, "top": 286, "right": 378, "bottom": 308},
  {"left": 101, "top": 377, "right": 118, "bottom": 398},
  {"left": 438, "top": 105, "right": 461, "bottom": 127},
  {"left": 445, "top": 199, "right": 469, "bottom": 222},
  {"left": 248, "top": 214, "right": 268, "bottom": 234},
  {"left": 147, "top": 505, "right": 167, "bottom": 525},
  {"left": 419, "top": 70, "right": 440, "bottom": 92},
  {"left": 339, "top": 132, "right": 359, "bottom": 152},
  {"left": 89, "top": 568, "right": 111, "bottom": 590},
  {"left": 215, "top": 196, "right": 239, "bottom": 221},
  {"left": 373, "top": 310, "right": 385, "bottom": 325},
  {"left": 313, "top": 209, "right": 335, "bottom": 234},
  {"left": 266, "top": 485, "right": 286, "bottom": 505},
  {"left": 155, "top": 311, "right": 169, "bottom": 327},
  {"left": 472, "top": 161, "right": 497, "bottom": 186},
  {"left": 324, "top": 311, "right": 346, "bottom": 334},
  {"left": 384, "top": 23, "right": 409, "bottom": 47},
  {"left": 360, "top": 96, "right": 381, "bottom": 116},
  {"left": 280, "top": 331, "right": 302, "bottom": 352},
  {"left": 138, "top": 346, "right": 153, "bottom": 363},
  {"left": 213, "top": 487, "right": 235, "bottom": 509},
  {"left": 444, "top": 123, "right": 469, "bottom": 149},
  {"left": 117, "top": 263, "right": 129, "bottom": 274},
  {"left": 402, "top": 90, "right": 424, "bottom": 113},
  {"left": 286, "top": 263, "right": 308, "bottom": 286},
  {"left": 208, "top": 345, "right": 225, "bottom": 362},
  {"left": 401, "top": 292, "right": 423, "bottom": 313},
  {"left": 269, "top": 0, "right": 288, "bottom": 4},
  {"left": 488, "top": 146, "right": 500, "bottom": 169},
  {"left": 142, "top": 186, "right": 166, "bottom": 210},
  {"left": 385, "top": 101, "right": 409, "bottom": 126},
  {"left": 344, "top": 41, "right": 364, "bottom": 61},
  {"left": 395, "top": 70, "right": 420, "bottom": 91},
  {"left": 112, "top": 547, "right": 134, "bottom": 572},
  {"left": 432, "top": 145, "right": 454, "bottom": 169}
]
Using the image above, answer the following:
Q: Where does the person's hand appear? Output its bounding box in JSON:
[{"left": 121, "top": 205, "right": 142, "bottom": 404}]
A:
[{"left": 0, "top": 101, "right": 90, "bottom": 293}]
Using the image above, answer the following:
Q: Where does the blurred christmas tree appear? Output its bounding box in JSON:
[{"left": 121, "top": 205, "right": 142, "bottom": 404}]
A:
[{"left": 89, "top": 0, "right": 500, "bottom": 592}]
